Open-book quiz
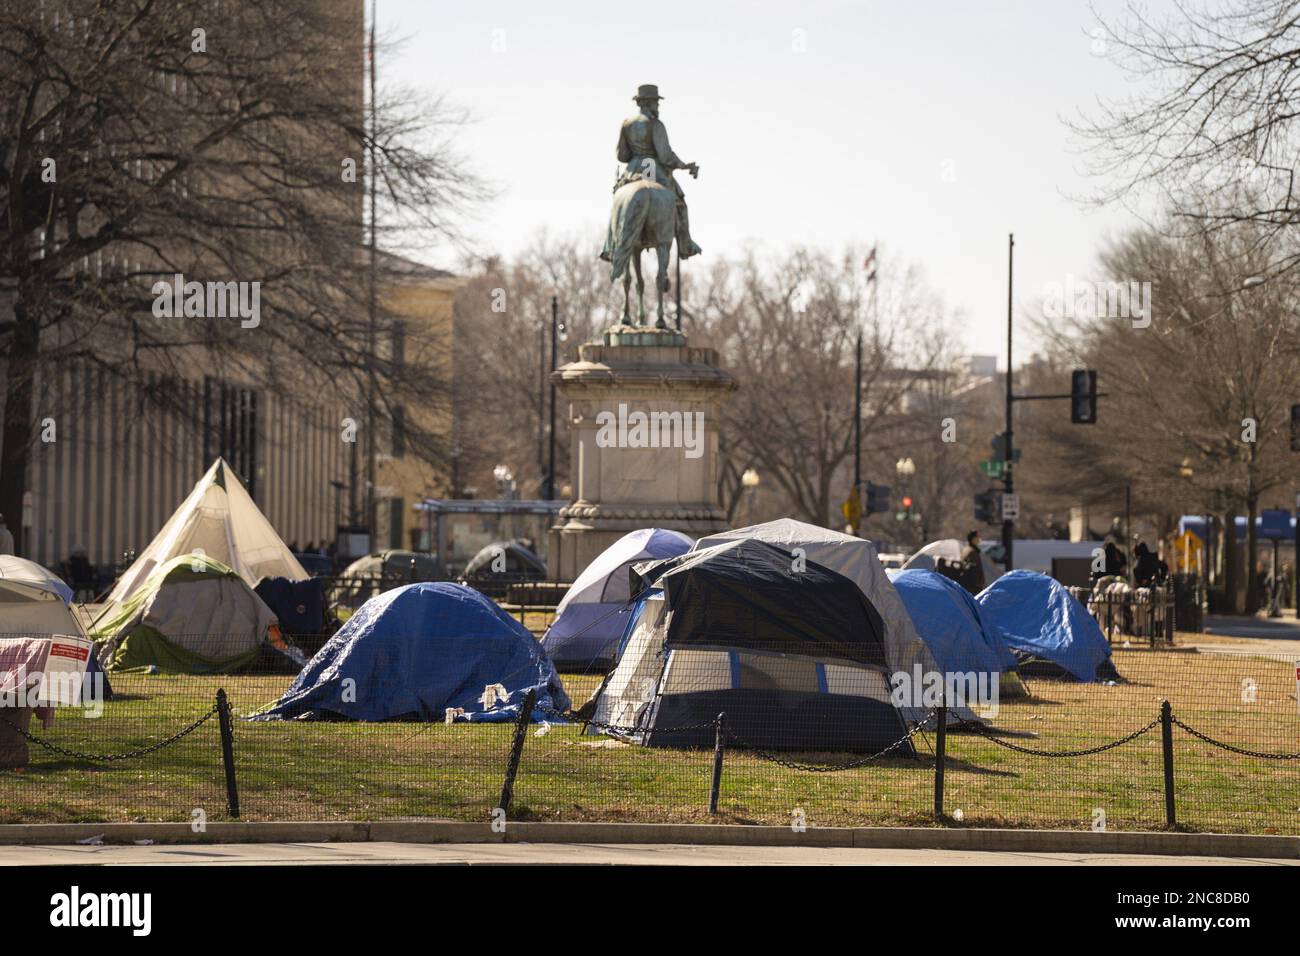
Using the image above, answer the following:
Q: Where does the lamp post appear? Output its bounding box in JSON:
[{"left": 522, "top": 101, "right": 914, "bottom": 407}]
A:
[
  {"left": 542, "top": 297, "right": 568, "bottom": 500},
  {"left": 741, "top": 467, "right": 760, "bottom": 526},
  {"left": 494, "top": 464, "right": 516, "bottom": 501}
]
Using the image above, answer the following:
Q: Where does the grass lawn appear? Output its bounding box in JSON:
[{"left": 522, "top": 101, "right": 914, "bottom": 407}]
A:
[{"left": 3, "top": 645, "right": 1296, "bottom": 833}]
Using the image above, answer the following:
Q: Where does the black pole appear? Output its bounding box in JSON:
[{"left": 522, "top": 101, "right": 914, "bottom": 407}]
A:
[
  {"left": 1160, "top": 699, "right": 1176, "bottom": 829},
  {"left": 1125, "top": 483, "right": 1133, "bottom": 586},
  {"left": 1002, "top": 233, "right": 1015, "bottom": 571},
  {"left": 933, "top": 705, "right": 947, "bottom": 819},
  {"left": 708, "top": 712, "right": 726, "bottom": 814},
  {"left": 537, "top": 322, "right": 546, "bottom": 481},
  {"left": 215, "top": 688, "right": 240, "bottom": 819},
  {"left": 498, "top": 687, "right": 537, "bottom": 817},
  {"left": 546, "top": 296, "right": 558, "bottom": 500},
  {"left": 1269, "top": 538, "right": 1281, "bottom": 617},
  {"left": 1294, "top": 498, "right": 1299, "bottom": 612},
  {"left": 365, "top": 8, "right": 378, "bottom": 538},
  {"left": 853, "top": 329, "right": 862, "bottom": 534}
]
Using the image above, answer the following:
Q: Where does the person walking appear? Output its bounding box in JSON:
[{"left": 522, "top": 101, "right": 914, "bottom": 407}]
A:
[
  {"left": 1101, "top": 540, "right": 1127, "bottom": 579},
  {"left": 959, "top": 529, "right": 986, "bottom": 595},
  {"left": 0, "top": 514, "right": 14, "bottom": 556}
]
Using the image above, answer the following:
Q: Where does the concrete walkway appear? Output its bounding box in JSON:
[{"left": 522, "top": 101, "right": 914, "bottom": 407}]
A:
[
  {"left": 1179, "top": 614, "right": 1300, "bottom": 660},
  {"left": 1, "top": 842, "right": 1295, "bottom": 866},
  {"left": 1203, "top": 614, "right": 1300, "bottom": 641}
]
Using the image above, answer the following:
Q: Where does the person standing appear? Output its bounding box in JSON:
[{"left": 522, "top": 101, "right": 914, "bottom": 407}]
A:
[
  {"left": 960, "top": 529, "right": 986, "bottom": 594},
  {"left": 1133, "top": 541, "right": 1160, "bottom": 586}
]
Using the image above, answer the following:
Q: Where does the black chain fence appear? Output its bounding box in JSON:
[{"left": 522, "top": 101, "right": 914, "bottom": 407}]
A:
[{"left": 2, "top": 640, "right": 1298, "bottom": 834}]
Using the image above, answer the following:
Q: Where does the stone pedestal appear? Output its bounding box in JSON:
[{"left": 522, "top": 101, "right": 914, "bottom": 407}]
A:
[{"left": 548, "top": 325, "right": 736, "bottom": 582}]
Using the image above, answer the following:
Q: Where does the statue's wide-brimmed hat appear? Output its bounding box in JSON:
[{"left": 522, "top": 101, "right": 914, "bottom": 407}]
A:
[{"left": 634, "top": 84, "right": 663, "bottom": 101}]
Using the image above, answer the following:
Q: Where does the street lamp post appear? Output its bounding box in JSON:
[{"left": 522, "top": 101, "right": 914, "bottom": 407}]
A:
[
  {"left": 741, "top": 468, "right": 760, "bottom": 526},
  {"left": 494, "top": 464, "right": 516, "bottom": 501}
]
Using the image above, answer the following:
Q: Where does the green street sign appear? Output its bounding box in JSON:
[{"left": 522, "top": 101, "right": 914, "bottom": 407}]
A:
[{"left": 979, "top": 460, "right": 1004, "bottom": 477}]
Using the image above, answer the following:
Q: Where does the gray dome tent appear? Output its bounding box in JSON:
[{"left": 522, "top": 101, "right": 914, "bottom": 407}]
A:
[{"left": 588, "top": 538, "right": 915, "bottom": 754}]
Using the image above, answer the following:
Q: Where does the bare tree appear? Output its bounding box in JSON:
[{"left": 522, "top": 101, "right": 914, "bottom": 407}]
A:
[
  {"left": 1076, "top": 0, "right": 1300, "bottom": 277},
  {"left": 1025, "top": 218, "right": 1299, "bottom": 610},
  {"left": 0, "top": 0, "right": 481, "bottom": 550},
  {"left": 451, "top": 231, "right": 609, "bottom": 499},
  {"left": 691, "top": 247, "right": 955, "bottom": 529}
]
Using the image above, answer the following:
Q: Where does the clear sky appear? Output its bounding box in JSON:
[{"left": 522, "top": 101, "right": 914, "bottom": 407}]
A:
[{"left": 376, "top": 0, "right": 1160, "bottom": 359}]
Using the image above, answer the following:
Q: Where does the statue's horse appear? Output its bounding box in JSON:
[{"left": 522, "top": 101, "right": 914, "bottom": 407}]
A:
[{"left": 606, "top": 178, "right": 676, "bottom": 328}]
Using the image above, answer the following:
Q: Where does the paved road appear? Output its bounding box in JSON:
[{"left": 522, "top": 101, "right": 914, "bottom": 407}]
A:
[{"left": 1, "top": 842, "right": 1294, "bottom": 866}]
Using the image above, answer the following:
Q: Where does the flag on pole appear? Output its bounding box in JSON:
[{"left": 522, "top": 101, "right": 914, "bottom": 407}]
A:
[{"left": 863, "top": 245, "right": 878, "bottom": 284}]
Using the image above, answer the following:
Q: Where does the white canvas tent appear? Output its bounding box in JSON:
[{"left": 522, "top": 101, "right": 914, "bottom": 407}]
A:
[
  {"left": 106, "top": 458, "right": 306, "bottom": 605},
  {"left": 902, "top": 538, "right": 1003, "bottom": 587},
  {"left": 541, "top": 528, "right": 693, "bottom": 670},
  {"left": 0, "top": 556, "right": 83, "bottom": 639}
]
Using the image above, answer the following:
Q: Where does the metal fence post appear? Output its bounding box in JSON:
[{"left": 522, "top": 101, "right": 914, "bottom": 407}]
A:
[
  {"left": 708, "top": 712, "right": 726, "bottom": 815},
  {"left": 1165, "top": 584, "right": 1176, "bottom": 644},
  {"left": 1160, "top": 699, "right": 1176, "bottom": 828},
  {"left": 498, "top": 687, "right": 537, "bottom": 818},
  {"left": 933, "top": 705, "right": 948, "bottom": 819},
  {"left": 215, "top": 688, "right": 240, "bottom": 819}
]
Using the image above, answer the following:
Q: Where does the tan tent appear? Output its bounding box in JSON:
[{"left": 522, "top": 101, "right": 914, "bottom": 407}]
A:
[
  {"left": 106, "top": 458, "right": 306, "bottom": 605},
  {"left": 95, "top": 555, "right": 283, "bottom": 673}
]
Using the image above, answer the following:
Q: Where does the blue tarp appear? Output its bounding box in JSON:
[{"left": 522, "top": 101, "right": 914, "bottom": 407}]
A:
[
  {"left": 251, "top": 582, "right": 569, "bottom": 722},
  {"left": 891, "top": 569, "right": 1016, "bottom": 675},
  {"left": 975, "top": 570, "right": 1111, "bottom": 681}
]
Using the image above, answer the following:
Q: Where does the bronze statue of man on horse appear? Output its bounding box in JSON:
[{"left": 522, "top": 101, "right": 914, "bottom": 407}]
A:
[{"left": 600, "top": 84, "right": 701, "bottom": 328}]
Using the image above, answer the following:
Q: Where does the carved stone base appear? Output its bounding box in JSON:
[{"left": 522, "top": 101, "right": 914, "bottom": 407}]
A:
[{"left": 548, "top": 327, "right": 736, "bottom": 582}]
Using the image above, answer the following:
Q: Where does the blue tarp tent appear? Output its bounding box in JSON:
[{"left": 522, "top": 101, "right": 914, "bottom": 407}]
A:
[
  {"left": 252, "top": 583, "right": 569, "bottom": 722},
  {"left": 975, "top": 570, "right": 1112, "bottom": 682},
  {"left": 892, "top": 569, "right": 1016, "bottom": 675}
]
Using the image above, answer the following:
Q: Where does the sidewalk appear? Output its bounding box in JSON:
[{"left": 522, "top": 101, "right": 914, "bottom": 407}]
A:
[
  {"left": 1187, "top": 613, "right": 1300, "bottom": 660},
  {"left": 3, "top": 841, "right": 1296, "bottom": 866}
]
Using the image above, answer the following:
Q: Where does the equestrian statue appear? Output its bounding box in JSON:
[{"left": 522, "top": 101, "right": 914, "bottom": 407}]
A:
[{"left": 600, "top": 84, "right": 701, "bottom": 328}]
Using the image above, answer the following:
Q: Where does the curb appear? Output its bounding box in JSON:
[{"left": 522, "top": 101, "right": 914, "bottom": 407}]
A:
[{"left": 1, "top": 820, "right": 1295, "bottom": 859}]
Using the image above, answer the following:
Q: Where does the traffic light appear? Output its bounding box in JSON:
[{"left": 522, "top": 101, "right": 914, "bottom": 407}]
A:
[
  {"left": 865, "top": 482, "right": 891, "bottom": 515},
  {"left": 1291, "top": 403, "right": 1300, "bottom": 452},
  {"left": 1071, "top": 369, "right": 1098, "bottom": 424},
  {"left": 974, "top": 490, "right": 998, "bottom": 524}
]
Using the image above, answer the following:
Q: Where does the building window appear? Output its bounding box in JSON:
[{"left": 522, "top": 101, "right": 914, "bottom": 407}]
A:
[
  {"left": 388, "top": 497, "right": 405, "bottom": 550},
  {"left": 390, "top": 405, "right": 406, "bottom": 458},
  {"left": 203, "top": 377, "right": 259, "bottom": 496},
  {"left": 390, "top": 323, "right": 406, "bottom": 367}
]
